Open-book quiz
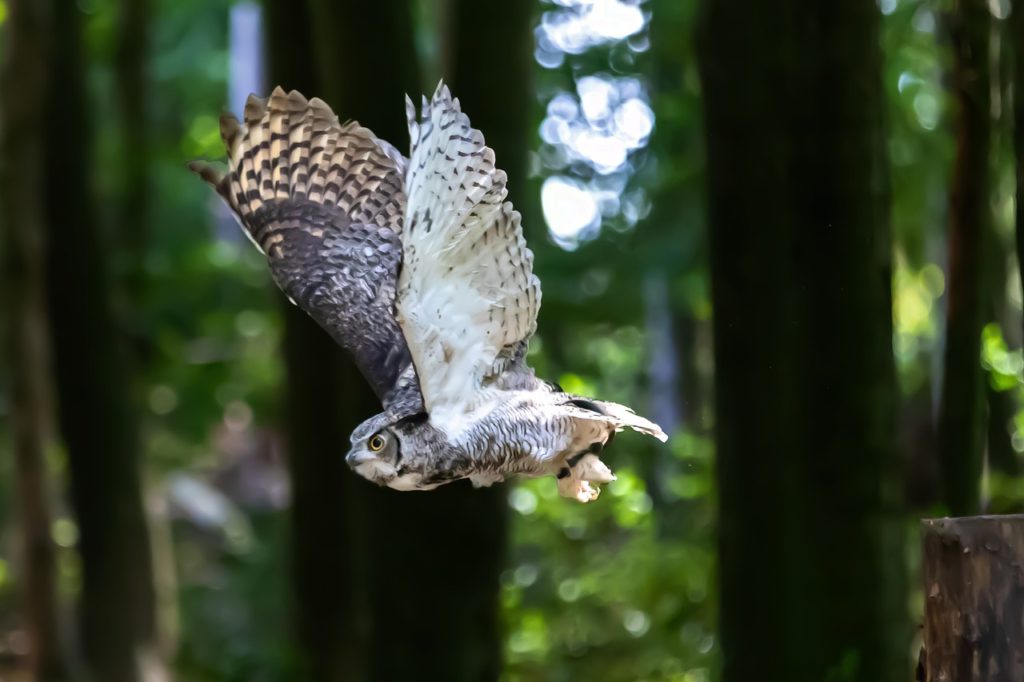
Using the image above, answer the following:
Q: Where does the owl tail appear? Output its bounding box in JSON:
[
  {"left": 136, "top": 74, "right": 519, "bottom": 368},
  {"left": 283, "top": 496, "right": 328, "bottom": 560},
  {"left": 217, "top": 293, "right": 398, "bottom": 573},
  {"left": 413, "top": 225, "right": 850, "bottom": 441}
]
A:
[
  {"left": 188, "top": 86, "right": 407, "bottom": 241},
  {"left": 567, "top": 397, "right": 669, "bottom": 442}
]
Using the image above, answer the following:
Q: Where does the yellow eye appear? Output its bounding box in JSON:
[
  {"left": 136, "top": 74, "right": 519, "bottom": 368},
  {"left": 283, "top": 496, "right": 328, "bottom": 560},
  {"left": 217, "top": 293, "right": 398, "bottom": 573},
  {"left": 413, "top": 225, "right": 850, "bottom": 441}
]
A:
[{"left": 368, "top": 434, "right": 386, "bottom": 452}]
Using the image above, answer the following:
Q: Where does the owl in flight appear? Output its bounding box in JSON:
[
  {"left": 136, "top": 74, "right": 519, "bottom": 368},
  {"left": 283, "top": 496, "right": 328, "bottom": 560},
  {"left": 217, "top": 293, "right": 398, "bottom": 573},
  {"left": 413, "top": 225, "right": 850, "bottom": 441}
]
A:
[{"left": 191, "top": 83, "right": 666, "bottom": 502}]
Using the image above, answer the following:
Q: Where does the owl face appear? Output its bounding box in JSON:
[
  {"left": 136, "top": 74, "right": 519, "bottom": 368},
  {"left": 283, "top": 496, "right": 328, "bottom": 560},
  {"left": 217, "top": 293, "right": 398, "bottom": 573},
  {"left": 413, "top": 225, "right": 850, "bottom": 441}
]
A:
[
  {"left": 346, "top": 422, "right": 401, "bottom": 484},
  {"left": 345, "top": 413, "right": 433, "bottom": 491}
]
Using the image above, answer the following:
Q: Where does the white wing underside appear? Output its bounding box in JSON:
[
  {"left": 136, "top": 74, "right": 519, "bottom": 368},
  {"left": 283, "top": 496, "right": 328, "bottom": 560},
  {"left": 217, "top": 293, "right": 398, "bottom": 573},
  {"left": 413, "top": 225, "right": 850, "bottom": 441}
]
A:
[{"left": 397, "top": 83, "right": 541, "bottom": 427}]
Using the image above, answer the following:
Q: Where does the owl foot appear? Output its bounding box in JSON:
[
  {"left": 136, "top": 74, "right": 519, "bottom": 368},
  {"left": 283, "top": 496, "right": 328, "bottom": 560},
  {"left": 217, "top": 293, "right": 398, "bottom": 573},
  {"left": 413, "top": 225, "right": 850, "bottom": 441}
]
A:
[
  {"left": 573, "top": 453, "right": 616, "bottom": 484},
  {"left": 557, "top": 475, "right": 601, "bottom": 503},
  {"left": 555, "top": 451, "right": 616, "bottom": 503}
]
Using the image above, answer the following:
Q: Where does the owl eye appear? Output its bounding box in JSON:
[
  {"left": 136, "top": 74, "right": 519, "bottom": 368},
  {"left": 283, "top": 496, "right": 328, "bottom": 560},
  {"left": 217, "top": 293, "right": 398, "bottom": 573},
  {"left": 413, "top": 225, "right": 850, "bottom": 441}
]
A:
[{"left": 368, "top": 434, "right": 386, "bottom": 452}]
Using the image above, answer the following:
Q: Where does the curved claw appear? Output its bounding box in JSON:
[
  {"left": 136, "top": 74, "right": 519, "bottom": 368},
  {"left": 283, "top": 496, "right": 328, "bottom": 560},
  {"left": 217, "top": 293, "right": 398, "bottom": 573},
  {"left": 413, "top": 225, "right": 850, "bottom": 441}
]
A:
[
  {"left": 554, "top": 452, "right": 615, "bottom": 503},
  {"left": 557, "top": 476, "right": 601, "bottom": 503},
  {"left": 575, "top": 453, "right": 616, "bottom": 484}
]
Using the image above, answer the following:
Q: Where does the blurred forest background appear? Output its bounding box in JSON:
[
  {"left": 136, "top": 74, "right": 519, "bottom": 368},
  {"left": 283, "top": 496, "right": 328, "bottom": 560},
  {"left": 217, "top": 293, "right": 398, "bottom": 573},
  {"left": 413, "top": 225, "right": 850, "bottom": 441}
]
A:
[{"left": 0, "top": 0, "right": 1021, "bottom": 680}]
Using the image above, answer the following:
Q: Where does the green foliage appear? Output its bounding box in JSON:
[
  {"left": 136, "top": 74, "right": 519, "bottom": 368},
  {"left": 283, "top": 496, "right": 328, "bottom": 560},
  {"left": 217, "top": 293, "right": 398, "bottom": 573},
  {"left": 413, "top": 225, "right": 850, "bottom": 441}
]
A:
[
  {"left": 983, "top": 322, "right": 1023, "bottom": 392},
  {"left": 500, "top": 319, "right": 716, "bottom": 680},
  {"left": 0, "top": 0, "right": 1021, "bottom": 679}
]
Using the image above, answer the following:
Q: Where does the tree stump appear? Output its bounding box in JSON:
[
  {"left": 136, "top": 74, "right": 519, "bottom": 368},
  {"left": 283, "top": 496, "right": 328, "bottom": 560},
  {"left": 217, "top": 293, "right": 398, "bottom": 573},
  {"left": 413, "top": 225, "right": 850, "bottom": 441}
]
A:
[{"left": 921, "top": 515, "right": 1024, "bottom": 681}]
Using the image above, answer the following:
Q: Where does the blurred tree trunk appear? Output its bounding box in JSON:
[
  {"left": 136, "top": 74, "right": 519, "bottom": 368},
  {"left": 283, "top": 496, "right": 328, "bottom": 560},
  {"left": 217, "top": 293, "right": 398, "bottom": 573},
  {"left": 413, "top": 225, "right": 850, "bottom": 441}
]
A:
[
  {"left": 1014, "top": 0, "right": 1024, "bottom": 341},
  {"left": 281, "top": 303, "right": 359, "bottom": 681},
  {"left": 301, "top": 2, "right": 531, "bottom": 679},
  {"left": 113, "top": 0, "right": 150, "bottom": 266},
  {"left": 262, "top": 1, "right": 359, "bottom": 679},
  {"left": 113, "top": 0, "right": 181, "bottom": 659},
  {"left": 698, "top": 1, "right": 905, "bottom": 681},
  {"left": 0, "top": 1, "right": 69, "bottom": 679},
  {"left": 937, "top": 0, "right": 992, "bottom": 516},
  {"left": 449, "top": 1, "right": 532, "bottom": 208},
  {"left": 42, "top": 2, "right": 160, "bottom": 681}
]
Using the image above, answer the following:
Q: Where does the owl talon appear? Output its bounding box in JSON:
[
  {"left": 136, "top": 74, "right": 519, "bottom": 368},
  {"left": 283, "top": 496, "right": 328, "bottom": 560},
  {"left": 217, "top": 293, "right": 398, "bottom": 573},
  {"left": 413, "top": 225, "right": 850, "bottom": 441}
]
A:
[
  {"left": 574, "top": 453, "right": 615, "bottom": 484},
  {"left": 556, "top": 461, "right": 609, "bottom": 503},
  {"left": 576, "top": 480, "right": 600, "bottom": 503},
  {"left": 556, "top": 476, "right": 600, "bottom": 503}
]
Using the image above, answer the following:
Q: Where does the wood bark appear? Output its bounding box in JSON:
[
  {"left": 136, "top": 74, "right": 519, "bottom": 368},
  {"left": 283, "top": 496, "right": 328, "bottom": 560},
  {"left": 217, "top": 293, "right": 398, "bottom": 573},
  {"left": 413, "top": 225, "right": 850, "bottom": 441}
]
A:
[
  {"left": 938, "top": 0, "right": 992, "bottom": 516},
  {"left": 42, "top": 2, "right": 159, "bottom": 680},
  {"left": 0, "top": 0, "right": 69, "bottom": 678},
  {"left": 698, "top": 1, "right": 904, "bottom": 680},
  {"left": 921, "top": 515, "right": 1024, "bottom": 681}
]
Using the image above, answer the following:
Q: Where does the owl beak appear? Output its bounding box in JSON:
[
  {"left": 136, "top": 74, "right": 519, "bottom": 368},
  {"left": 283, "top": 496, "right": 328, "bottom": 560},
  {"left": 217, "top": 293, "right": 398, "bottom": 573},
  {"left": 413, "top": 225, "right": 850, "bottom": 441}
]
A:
[{"left": 345, "top": 450, "right": 373, "bottom": 469}]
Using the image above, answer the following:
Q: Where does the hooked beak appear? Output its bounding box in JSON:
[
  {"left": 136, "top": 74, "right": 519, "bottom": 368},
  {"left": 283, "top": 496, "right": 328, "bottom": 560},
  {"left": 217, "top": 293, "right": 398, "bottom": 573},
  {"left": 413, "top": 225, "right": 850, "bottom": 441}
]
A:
[{"left": 345, "top": 450, "right": 375, "bottom": 469}]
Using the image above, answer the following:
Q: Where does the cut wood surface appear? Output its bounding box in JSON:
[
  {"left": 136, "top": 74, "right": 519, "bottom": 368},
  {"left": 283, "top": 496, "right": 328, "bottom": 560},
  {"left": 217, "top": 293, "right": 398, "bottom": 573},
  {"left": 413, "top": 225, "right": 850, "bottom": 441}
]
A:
[{"left": 922, "top": 515, "right": 1024, "bottom": 682}]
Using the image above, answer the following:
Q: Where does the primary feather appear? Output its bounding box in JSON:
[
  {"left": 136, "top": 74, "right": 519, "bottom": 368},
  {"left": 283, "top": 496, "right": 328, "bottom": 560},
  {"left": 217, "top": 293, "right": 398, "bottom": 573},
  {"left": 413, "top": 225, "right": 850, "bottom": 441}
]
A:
[{"left": 189, "top": 87, "right": 422, "bottom": 415}]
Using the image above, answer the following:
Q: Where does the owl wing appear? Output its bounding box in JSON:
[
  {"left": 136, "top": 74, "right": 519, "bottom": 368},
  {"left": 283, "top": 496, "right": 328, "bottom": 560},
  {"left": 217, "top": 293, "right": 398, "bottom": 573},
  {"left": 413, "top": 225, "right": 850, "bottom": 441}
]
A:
[
  {"left": 396, "top": 83, "right": 541, "bottom": 422},
  {"left": 190, "top": 87, "right": 423, "bottom": 414}
]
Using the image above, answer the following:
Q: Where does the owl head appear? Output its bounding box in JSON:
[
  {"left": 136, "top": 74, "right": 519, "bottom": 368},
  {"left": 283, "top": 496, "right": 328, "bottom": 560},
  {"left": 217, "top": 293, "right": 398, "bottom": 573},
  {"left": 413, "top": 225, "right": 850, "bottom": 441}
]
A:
[{"left": 345, "top": 411, "right": 434, "bottom": 490}]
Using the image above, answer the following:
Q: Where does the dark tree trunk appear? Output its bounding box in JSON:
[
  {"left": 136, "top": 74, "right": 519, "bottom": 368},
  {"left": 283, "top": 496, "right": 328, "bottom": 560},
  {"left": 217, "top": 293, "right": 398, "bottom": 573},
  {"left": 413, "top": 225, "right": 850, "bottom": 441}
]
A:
[
  {"left": 449, "top": 0, "right": 533, "bottom": 212},
  {"left": 300, "top": 2, "right": 531, "bottom": 679},
  {"left": 113, "top": 0, "right": 150, "bottom": 265},
  {"left": 921, "top": 515, "right": 1024, "bottom": 681},
  {"left": 281, "top": 306, "right": 360, "bottom": 682},
  {"left": 0, "top": 1, "right": 69, "bottom": 679},
  {"left": 1013, "top": 0, "right": 1024, "bottom": 344},
  {"left": 262, "top": 2, "right": 360, "bottom": 680},
  {"left": 698, "top": 2, "right": 905, "bottom": 681},
  {"left": 937, "top": 0, "right": 992, "bottom": 516},
  {"left": 42, "top": 2, "right": 159, "bottom": 681}
]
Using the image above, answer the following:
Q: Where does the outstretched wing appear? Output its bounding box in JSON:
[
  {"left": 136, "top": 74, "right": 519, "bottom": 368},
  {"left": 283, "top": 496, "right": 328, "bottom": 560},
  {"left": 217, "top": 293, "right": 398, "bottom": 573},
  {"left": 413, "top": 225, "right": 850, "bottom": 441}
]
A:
[
  {"left": 190, "top": 87, "right": 422, "bottom": 413},
  {"left": 397, "top": 83, "right": 541, "bottom": 421}
]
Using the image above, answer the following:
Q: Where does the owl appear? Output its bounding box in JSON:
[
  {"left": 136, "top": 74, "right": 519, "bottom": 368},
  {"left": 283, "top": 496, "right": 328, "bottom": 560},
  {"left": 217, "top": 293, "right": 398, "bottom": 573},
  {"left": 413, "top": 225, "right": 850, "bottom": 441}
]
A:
[{"left": 191, "top": 83, "right": 666, "bottom": 502}]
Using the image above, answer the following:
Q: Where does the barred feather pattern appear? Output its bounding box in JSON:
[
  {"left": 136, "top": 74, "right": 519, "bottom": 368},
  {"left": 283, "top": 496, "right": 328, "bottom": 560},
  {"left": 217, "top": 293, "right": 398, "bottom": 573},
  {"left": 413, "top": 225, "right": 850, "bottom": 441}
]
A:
[
  {"left": 189, "top": 87, "right": 422, "bottom": 414},
  {"left": 197, "top": 87, "right": 407, "bottom": 231},
  {"left": 397, "top": 83, "right": 542, "bottom": 424},
  {"left": 191, "top": 83, "right": 667, "bottom": 503},
  {"left": 353, "top": 385, "right": 668, "bottom": 497}
]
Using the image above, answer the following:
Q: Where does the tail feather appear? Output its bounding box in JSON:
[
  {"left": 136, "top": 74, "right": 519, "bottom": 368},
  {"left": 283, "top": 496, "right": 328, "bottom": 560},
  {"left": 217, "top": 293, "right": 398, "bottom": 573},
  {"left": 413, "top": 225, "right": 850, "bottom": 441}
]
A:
[
  {"left": 594, "top": 400, "right": 668, "bottom": 442},
  {"left": 565, "top": 397, "right": 668, "bottom": 442},
  {"left": 189, "top": 86, "right": 406, "bottom": 239}
]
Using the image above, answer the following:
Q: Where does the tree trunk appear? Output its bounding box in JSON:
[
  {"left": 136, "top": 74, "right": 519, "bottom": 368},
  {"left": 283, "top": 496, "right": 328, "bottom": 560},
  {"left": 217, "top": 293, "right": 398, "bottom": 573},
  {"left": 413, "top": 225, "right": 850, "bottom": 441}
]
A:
[
  {"left": 113, "top": 0, "right": 150, "bottom": 265},
  {"left": 448, "top": 0, "right": 533, "bottom": 211},
  {"left": 42, "top": 2, "right": 159, "bottom": 680},
  {"left": 698, "top": 2, "right": 905, "bottom": 680},
  {"left": 261, "top": 1, "right": 362, "bottom": 680},
  {"left": 0, "top": 1, "right": 69, "bottom": 679},
  {"left": 1013, "top": 0, "right": 1024, "bottom": 344},
  {"left": 937, "top": 0, "right": 992, "bottom": 516},
  {"left": 301, "top": 2, "right": 531, "bottom": 679},
  {"left": 282, "top": 307, "right": 361, "bottom": 681},
  {"left": 921, "top": 515, "right": 1024, "bottom": 681}
]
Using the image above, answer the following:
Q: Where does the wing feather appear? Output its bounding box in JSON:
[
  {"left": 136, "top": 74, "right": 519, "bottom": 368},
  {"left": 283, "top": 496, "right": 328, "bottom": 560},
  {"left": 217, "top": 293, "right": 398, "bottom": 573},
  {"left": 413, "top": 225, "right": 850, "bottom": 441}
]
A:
[
  {"left": 397, "top": 82, "right": 542, "bottom": 419},
  {"left": 190, "top": 87, "right": 422, "bottom": 413}
]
